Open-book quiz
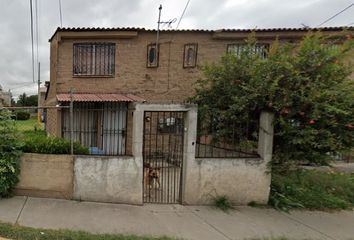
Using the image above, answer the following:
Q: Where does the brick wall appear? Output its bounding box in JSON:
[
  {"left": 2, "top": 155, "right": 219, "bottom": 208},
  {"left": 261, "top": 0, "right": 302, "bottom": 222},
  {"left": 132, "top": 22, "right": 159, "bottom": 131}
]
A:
[{"left": 45, "top": 28, "right": 351, "bottom": 138}]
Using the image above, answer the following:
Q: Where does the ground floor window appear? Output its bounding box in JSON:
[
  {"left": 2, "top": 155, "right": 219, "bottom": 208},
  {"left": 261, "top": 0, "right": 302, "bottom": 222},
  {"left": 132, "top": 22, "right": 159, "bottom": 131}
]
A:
[{"left": 62, "top": 102, "right": 128, "bottom": 155}]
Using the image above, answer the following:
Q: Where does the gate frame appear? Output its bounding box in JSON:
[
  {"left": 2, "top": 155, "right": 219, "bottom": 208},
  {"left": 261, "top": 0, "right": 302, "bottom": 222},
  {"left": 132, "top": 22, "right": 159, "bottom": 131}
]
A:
[{"left": 131, "top": 103, "right": 198, "bottom": 205}]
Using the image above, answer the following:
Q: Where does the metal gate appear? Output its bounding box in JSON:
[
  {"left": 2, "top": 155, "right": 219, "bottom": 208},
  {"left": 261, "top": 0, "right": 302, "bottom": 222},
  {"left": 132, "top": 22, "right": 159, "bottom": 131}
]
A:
[{"left": 143, "top": 111, "right": 185, "bottom": 203}]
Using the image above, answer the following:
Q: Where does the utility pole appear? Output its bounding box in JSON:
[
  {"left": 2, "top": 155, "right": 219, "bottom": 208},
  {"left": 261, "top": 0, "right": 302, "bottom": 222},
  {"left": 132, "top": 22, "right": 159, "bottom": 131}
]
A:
[{"left": 37, "top": 62, "right": 41, "bottom": 128}]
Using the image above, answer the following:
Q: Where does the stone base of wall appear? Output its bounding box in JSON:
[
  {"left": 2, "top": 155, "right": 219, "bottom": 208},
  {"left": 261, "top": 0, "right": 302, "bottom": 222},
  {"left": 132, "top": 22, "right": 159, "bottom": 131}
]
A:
[
  {"left": 14, "top": 189, "right": 71, "bottom": 199},
  {"left": 15, "top": 153, "right": 74, "bottom": 199}
]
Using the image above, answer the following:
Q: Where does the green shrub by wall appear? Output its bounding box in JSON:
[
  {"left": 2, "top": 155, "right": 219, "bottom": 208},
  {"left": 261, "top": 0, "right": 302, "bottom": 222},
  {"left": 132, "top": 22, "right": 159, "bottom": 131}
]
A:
[
  {"left": 12, "top": 111, "right": 31, "bottom": 121},
  {"left": 0, "top": 111, "right": 23, "bottom": 197},
  {"left": 21, "top": 131, "right": 89, "bottom": 155}
]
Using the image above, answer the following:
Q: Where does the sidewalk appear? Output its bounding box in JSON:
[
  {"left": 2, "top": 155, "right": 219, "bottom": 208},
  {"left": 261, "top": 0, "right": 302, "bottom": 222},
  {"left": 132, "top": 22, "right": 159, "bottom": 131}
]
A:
[{"left": 0, "top": 197, "right": 353, "bottom": 240}]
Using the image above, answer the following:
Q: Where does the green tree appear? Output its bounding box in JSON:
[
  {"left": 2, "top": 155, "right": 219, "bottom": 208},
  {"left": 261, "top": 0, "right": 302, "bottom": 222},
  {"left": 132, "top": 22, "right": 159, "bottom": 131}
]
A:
[
  {"left": 16, "top": 93, "right": 27, "bottom": 106},
  {"left": 17, "top": 93, "right": 38, "bottom": 106},
  {"left": 193, "top": 32, "right": 354, "bottom": 166},
  {"left": 0, "top": 111, "right": 22, "bottom": 197}
]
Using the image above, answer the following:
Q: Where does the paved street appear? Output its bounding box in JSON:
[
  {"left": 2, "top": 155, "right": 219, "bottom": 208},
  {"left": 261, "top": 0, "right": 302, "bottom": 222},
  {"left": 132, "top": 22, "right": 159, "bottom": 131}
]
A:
[{"left": 0, "top": 196, "right": 353, "bottom": 240}]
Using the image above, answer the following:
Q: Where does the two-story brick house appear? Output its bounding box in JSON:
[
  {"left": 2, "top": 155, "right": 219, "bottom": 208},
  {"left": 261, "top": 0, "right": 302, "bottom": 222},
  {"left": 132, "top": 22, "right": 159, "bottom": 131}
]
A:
[{"left": 45, "top": 26, "right": 352, "bottom": 155}]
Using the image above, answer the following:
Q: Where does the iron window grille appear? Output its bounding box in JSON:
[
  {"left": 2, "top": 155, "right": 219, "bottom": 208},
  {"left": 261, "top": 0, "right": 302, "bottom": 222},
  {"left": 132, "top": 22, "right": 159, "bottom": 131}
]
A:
[
  {"left": 73, "top": 43, "right": 115, "bottom": 76},
  {"left": 195, "top": 113, "right": 260, "bottom": 158},
  {"left": 61, "top": 102, "right": 128, "bottom": 156},
  {"left": 183, "top": 43, "right": 198, "bottom": 68},
  {"left": 227, "top": 43, "right": 269, "bottom": 59},
  {"left": 147, "top": 44, "right": 159, "bottom": 68}
]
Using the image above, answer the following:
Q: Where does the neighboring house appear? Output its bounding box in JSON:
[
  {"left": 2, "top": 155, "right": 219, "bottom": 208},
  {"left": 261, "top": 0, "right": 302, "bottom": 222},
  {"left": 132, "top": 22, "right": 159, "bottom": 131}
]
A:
[
  {"left": 39, "top": 84, "right": 48, "bottom": 122},
  {"left": 0, "top": 84, "right": 12, "bottom": 107},
  {"left": 39, "top": 85, "right": 47, "bottom": 107},
  {"left": 45, "top": 26, "right": 353, "bottom": 155}
]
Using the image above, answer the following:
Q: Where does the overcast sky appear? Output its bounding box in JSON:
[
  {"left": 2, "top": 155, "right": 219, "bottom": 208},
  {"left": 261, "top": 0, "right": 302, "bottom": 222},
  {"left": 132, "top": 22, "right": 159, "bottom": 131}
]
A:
[{"left": 0, "top": 0, "right": 353, "bottom": 98}]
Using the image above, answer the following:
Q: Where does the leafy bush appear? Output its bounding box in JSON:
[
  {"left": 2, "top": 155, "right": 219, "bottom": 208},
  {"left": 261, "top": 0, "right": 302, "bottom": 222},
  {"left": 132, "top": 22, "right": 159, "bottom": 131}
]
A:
[
  {"left": 192, "top": 32, "right": 354, "bottom": 165},
  {"left": 269, "top": 169, "right": 354, "bottom": 211},
  {"left": 0, "top": 111, "right": 23, "bottom": 197},
  {"left": 213, "top": 195, "right": 233, "bottom": 212},
  {"left": 12, "top": 111, "right": 30, "bottom": 120},
  {"left": 21, "top": 130, "right": 89, "bottom": 155}
]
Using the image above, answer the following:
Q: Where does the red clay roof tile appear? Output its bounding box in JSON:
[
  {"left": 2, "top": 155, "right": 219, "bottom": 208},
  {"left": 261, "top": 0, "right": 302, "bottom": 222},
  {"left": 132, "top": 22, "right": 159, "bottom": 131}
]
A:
[{"left": 57, "top": 93, "right": 145, "bottom": 102}]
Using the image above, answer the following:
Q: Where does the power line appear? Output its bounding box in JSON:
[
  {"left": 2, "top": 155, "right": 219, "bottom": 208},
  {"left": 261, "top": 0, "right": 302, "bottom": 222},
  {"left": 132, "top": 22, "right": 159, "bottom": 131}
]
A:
[
  {"left": 9, "top": 83, "right": 36, "bottom": 91},
  {"left": 29, "top": 0, "right": 35, "bottom": 83},
  {"left": 317, "top": 3, "right": 354, "bottom": 27},
  {"left": 176, "top": 0, "right": 191, "bottom": 29},
  {"left": 59, "top": 0, "right": 63, "bottom": 27},
  {"left": 35, "top": 0, "right": 39, "bottom": 68}
]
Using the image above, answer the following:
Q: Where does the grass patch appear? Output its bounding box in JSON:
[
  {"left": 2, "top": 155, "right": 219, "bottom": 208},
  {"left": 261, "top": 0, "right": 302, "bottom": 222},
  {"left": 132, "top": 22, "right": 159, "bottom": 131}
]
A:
[
  {"left": 15, "top": 117, "right": 43, "bottom": 132},
  {"left": 0, "top": 223, "right": 174, "bottom": 240},
  {"left": 213, "top": 195, "right": 233, "bottom": 212},
  {"left": 269, "top": 169, "right": 354, "bottom": 211}
]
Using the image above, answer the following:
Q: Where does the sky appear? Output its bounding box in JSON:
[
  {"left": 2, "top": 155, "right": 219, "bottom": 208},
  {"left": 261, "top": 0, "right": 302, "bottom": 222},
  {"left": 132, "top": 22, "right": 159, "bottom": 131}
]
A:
[{"left": 0, "top": 0, "right": 353, "bottom": 99}]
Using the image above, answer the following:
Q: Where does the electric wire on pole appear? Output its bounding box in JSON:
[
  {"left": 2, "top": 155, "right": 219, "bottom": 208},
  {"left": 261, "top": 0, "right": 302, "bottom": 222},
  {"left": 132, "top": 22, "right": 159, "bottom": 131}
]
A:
[
  {"left": 35, "top": 0, "right": 39, "bottom": 67},
  {"left": 29, "top": 0, "right": 35, "bottom": 83},
  {"left": 176, "top": 0, "right": 191, "bottom": 29},
  {"left": 317, "top": 3, "right": 354, "bottom": 27}
]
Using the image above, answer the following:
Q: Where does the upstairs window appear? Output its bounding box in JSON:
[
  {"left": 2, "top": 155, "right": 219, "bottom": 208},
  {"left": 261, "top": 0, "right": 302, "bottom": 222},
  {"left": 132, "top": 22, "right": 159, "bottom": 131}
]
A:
[
  {"left": 147, "top": 44, "right": 159, "bottom": 68},
  {"left": 227, "top": 43, "right": 269, "bottom": 59},
  {"left": 183, "top": 43, "right": 198, "bottom": 68},
  {"left": 73, "top": 43, "right": 115, "bottom": 76}
]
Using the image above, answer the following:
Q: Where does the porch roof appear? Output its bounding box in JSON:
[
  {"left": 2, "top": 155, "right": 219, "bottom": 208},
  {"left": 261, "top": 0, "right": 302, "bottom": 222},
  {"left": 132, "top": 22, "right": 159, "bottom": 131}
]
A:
[{"left": 57, "top": 93, "right": 145, "bottom": 102}]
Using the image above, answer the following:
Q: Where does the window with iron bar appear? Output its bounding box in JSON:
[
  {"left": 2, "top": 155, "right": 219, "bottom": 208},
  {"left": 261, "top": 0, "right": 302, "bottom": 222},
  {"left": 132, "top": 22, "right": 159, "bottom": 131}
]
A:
[
  {"left": 73, "top": 43, "right": 115, "bottom": 76},
  {"left": 61, "top": 102, "right": 128, "bottom": 156},
  {"left": 227, "top": 43, "right": 269, "bottom": 59}
]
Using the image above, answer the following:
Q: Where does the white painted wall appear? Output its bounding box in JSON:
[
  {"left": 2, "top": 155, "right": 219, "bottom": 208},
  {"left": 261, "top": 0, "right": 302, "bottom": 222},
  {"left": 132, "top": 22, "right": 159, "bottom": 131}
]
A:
[
  {"left": 183, "top": 157, "right": 270, "bottom": 205},
  {"left": 183, "top": 111, "right": 274, "bottom": 205},
  {"left": 73, "top": 156, "right": 143, "bottom": 204}
]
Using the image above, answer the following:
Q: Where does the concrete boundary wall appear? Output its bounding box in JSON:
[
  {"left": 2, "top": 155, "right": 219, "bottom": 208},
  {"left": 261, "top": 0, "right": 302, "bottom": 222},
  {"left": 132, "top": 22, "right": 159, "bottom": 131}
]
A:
[
  {"left": 15, "top": 105, "right": 274, "bottom": 206},
  {"left": 73, "top": 156, "right": 142, "bottom": 204},
  {"left": 183, "top": 157, "right": 269, "bottom": 205},
  {"left": 15, "top": 153, "right": 74, "bottom": 199},
  {"left": 183, "top": 111, "right": 274, "bottom": 205}
]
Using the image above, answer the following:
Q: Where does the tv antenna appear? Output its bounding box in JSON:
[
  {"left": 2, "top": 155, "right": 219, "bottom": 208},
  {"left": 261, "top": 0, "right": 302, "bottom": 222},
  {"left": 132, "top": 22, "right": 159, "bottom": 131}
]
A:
[{"left": 156, "top": 5, "right": 177, "bottom": 58}]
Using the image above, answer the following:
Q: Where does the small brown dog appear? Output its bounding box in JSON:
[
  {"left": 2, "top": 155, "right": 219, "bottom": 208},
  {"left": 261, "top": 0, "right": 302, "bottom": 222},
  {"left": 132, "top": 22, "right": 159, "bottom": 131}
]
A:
[{"left": 144, "top": 163, "right": 161, "bottom": 193}]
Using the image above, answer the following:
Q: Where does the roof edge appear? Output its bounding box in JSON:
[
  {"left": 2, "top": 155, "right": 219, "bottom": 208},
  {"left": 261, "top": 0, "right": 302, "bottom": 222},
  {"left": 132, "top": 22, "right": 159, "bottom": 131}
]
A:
[{"left": 49, "top": 26, "right": 354, "bottom": 42}]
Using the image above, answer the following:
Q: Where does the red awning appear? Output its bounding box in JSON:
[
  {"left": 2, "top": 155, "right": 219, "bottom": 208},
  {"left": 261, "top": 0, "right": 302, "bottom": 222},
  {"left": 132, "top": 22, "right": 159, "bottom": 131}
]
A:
[{"left": 57, "top": 93, "right": 145, "bottom": 102}]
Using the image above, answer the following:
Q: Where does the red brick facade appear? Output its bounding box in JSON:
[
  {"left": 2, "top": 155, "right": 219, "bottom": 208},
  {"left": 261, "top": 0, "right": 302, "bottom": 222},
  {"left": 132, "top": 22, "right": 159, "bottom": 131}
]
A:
[{"left": 45, "top": 27, "right": 352, "bottom": 136}]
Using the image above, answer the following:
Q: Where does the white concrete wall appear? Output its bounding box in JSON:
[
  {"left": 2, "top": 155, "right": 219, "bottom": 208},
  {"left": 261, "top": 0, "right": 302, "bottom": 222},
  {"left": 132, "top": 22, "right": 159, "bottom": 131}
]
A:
[
  {"left": 183, "top": 111, "right": 274, "bottom": 205},
  {"left": 183, "top": 157, "right": 270, "bottom": 205},
  {"left": 73, "top": 156, "right": 143, "bottom": 205}
]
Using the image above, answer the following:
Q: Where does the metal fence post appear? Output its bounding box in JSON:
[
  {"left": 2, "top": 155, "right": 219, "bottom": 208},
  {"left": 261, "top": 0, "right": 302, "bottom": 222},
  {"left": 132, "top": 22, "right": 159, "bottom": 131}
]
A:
[{"left": 70, "top": 88, "right": 74, "bottom": 155}]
